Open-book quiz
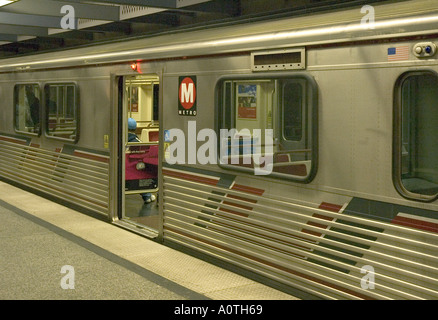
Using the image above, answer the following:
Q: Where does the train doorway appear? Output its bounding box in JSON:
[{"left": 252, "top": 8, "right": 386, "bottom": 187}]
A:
[{"left": 117, "top": 74, "right": 160, "bottom": 237}]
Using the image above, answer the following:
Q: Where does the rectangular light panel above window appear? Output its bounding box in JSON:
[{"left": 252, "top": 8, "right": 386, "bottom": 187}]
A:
[{"left": 251, "top": 48, "right": 306, "bottom": 72}]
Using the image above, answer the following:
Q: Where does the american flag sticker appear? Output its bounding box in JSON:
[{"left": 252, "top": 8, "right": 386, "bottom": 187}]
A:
[{"left": 387, "top": 46, "right": 409, "bottom": 61}]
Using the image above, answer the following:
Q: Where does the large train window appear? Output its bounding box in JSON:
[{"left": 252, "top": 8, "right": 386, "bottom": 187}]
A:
[
  {"left": 44, "top": 83, "right": 79, "bottom": 142},
  {"left": 14, "top": 84, "right": 41, "bottom": 135},
  {"left": 393, "top": 71, "right": 438, "bottom": 201},
  {"left": 216, "top": 74, "right": 318, "bottom": 182}
]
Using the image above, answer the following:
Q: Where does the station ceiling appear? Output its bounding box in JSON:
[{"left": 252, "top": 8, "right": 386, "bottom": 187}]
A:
[{"left": 0, "top": 0, "right": 401, "bottom": 58}]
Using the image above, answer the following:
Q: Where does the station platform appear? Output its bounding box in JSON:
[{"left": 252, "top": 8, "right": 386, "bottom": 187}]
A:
[{"left": 0, "top": 180, "right": 298, "bottom": 301}]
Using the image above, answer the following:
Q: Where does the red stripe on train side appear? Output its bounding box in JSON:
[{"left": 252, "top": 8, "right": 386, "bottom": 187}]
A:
[
  {"left": 218, "top": 183, "right": 265, "bottom": 217},
  {"left": 0, "top": 136, "right": 27, "bottom": 145},
  {"left": 301, "top": 202, "right": 341, "bottom": 238},
  {"left": 73, "top": 150, "right": 110, "bottom": 163},
  {"left": 163, "top": 168, "right": 219, "bottom": 186},
  {"left": 392, "top": 216, "right": 438, "bottom": 234},
  {"left": 231, "top": 183, "right": 264, "bottom": 196}
]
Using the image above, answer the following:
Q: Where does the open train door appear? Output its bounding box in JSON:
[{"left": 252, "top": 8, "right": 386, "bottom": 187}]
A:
[{"left": 115, "top": 74, "right": 161, "bottom": 238}]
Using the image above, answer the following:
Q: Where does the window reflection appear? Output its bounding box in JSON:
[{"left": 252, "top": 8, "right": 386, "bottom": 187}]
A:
[
  {"left": 45, "top": 83, "right": 78, "bottom": 141},
  {"left": 14, "top": 84, "right": 40, "bottom": 135}
]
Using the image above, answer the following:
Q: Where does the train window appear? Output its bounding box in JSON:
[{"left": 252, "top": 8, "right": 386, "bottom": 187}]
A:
[
  {"left": 44, "top": 83, "right": 79, "bottom": 142},
  {"left": 14, "top": 84, "right": 41, "bottom": 135},
  {"left": 216, "top": 74, "right": 318, "bottom": 182},
  {"left": 394, "top": 71, "right": 438, "bottom": 201}
]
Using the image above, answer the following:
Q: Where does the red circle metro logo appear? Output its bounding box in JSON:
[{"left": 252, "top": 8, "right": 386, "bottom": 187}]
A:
[{"left": 179, "top": 77, "right": 196, "bottom": 110}]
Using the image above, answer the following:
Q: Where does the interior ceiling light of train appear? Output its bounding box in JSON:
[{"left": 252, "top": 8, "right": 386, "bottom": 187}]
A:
[{"left": 0, "top": 0, "right": 404, "bottom": 58}]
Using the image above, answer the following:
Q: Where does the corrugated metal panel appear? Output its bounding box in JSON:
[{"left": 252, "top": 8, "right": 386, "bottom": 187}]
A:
[
  {"left": 0, "top": 136, "right": 109, "bottom": 216},
  {"left": 162, "top": 168, "right": 438, "bottom": 300}
]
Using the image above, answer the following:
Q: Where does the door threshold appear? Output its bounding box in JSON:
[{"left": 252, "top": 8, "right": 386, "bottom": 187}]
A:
[{"left": 113, "top": 219, "right": 159, "bottom": 239}]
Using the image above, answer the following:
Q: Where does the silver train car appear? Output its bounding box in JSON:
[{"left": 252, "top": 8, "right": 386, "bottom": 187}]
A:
[{"left": 0, "top": 0, "right": 437, "bottom": 299}]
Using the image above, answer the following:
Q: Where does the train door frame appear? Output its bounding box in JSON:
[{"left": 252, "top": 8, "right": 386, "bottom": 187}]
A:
[{"left": 110, "top": 72, "right": 163, "bottom": 240}]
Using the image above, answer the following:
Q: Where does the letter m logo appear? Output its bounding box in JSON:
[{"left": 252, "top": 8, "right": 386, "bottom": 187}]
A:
[
  {"left": 178, "top": 76, "right": 197, "bottom": 116},
  {"left": 180, "top": 82, "right": 194, "bottom": 104}
]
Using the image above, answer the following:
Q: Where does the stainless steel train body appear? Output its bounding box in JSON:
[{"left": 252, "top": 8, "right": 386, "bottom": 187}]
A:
[{"left": 0, "top": 0, "right": 437, "bottom": 299}]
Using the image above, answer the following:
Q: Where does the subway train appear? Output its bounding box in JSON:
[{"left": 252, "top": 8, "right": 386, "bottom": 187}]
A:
[{"left": 0, "top": 0, "right": 437, "bottom": 300}]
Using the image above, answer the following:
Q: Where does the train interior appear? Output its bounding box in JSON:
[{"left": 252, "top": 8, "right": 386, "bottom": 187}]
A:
[
  {"left": 122, "top": 74, "right": 160, "bottom": 232},
  {"left": 220, "top": 78, "right": 313, "bottom": 179}
]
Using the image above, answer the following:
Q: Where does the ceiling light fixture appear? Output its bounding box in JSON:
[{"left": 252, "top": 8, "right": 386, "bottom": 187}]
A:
[{"left": 0, "top": 0, "right": 19, "bottom": 8}]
